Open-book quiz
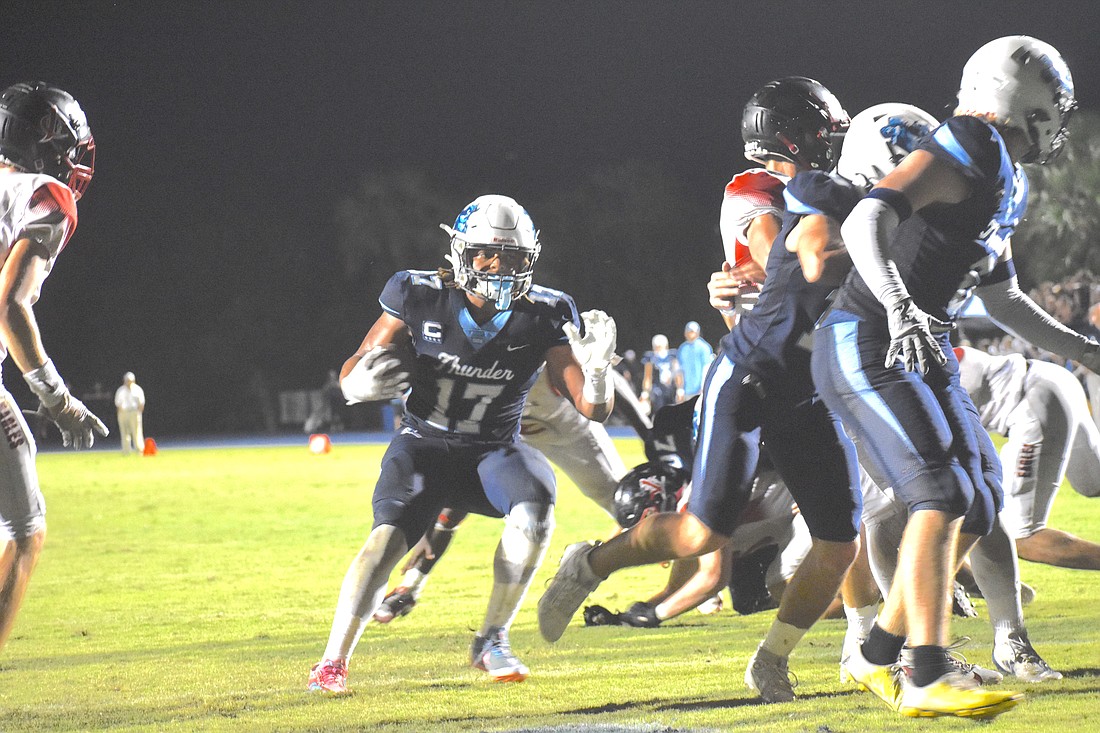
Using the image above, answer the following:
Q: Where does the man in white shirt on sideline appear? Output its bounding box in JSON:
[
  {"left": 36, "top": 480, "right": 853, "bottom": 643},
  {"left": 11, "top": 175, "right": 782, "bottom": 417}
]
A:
[{"left": 114, "top": 372, "right": 145, "bottom": 454}]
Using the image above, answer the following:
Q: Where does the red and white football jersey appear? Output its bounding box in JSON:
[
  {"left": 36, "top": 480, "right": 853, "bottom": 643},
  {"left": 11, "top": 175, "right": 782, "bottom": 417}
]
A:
[
  {"left": 719, "top": 168, "right": 788, "bottom": 268},
  {"left": 718, "top": 168, "right": 787, "bottom": 313},
  {"left": 0, "top": 171, "right": 78, "bottom": 263},
  {"left": 0, "top": 171, "right": 79, "bottom": 360}
]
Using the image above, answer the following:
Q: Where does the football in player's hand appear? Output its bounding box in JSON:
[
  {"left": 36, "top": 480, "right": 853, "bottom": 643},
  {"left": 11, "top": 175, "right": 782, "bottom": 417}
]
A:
[{"left": 365, "top": 340, "right": 416, "bottom": 375}]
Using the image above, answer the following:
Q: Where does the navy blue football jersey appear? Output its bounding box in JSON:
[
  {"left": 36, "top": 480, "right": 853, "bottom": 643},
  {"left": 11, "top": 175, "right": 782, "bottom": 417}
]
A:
[
  {"left": 721, "top": 171, "right": 863, "bottom": 381},
  {"left": 380, "top": 270, "right": 579, "bottom": 442},
  {"left": 833, "top": 115, "right": 1024, "bottom": 325}
]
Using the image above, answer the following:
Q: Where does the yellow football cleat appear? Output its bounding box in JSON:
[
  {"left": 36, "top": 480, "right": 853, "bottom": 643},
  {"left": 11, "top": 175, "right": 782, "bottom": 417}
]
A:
[
  {"left": 843, "top": 643, "right": 902, "bottom": 710},
  {"left": 898, "top": 671, "right": 1023, "bottom": 719}
]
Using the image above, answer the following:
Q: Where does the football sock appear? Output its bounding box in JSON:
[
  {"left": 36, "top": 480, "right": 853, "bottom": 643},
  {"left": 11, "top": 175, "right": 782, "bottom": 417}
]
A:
[
  {"left": 908, "top": 644, "right": 952, "bottom": 687},
  {"left": 843, "top": 603, "right": 878, "bottom": 639},
  {"left": 861, "top": 623, "right": 906, "bottom": 666},
  {"left": 760, "top": 619, "right": 807, "bottom": 659},
  {"left": 323, "top": 525, "right": 408, "bottom": 661},
  {"left": 399, "top": 568, "right": 428, "bottom": 597},
  {"left": 480, "top": 502, "right": 553, "bottom": 635},
  {"left": 968, "top": 519, "right": 1025, "bottom": 632}
]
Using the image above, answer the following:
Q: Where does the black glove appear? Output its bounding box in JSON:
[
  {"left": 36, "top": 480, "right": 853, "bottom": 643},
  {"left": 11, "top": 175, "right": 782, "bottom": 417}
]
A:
[
  {"left": 583, "top": 604, "right": 620, "bottom": 627},
  {"left": 619, "top": 601, "right": 661, "bottom": 628},
  {"left": 885, "top": 298, "right": 955, "bottom": 374}
]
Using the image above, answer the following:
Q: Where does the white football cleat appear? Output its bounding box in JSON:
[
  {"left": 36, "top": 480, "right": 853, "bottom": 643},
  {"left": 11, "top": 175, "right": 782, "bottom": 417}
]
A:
[
  {"left": 537, "top": 541, "right": 603, "bottom": 642},
  {"left": 993, "top": 630, "right": 1063, "bottom": 683}
]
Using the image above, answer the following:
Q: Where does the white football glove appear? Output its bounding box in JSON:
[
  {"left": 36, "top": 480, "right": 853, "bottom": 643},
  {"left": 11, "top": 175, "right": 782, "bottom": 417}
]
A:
[
  {"left": 47, "top": 393, "right": 109, "bottom": 449},
  {"left": 885, "top": 298, "right": 955, "bottom": 374},
  {"left": 341, "top": 346, "right": 410, "bottom": 404},
  {"left": 563, "top": 310, "right": 617, "bottom": 405},
  {"left": 22, "top": 358, "right": 108, "bottom": 449}
]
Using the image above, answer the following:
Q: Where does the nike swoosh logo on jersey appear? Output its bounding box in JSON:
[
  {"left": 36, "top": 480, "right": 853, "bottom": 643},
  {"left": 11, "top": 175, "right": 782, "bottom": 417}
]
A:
[{"left": 506, "top": 344, "right": 528, "bottom": 351}]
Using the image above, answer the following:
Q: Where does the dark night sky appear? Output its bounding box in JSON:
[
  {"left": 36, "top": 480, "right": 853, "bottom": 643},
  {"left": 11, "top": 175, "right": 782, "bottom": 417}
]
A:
[{"left": 3, "top": 1, "right": 1099, "bottom": 433}]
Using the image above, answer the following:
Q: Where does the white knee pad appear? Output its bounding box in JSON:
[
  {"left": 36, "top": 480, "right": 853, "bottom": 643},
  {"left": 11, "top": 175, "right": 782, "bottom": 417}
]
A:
[
  {"left": 504, "top": 501, "right": 555, "bottom": 545},
  {"left": 484, "top": 502, "right": 555, "bottom": 632}
]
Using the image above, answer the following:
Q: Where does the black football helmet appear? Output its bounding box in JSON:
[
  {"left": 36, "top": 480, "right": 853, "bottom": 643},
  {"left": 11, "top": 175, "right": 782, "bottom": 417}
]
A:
[
  {"left": 742, "top": 76, "right": 849, "bottom": 171},
  {"left": 612, "top": 461, "right": 688, "bottom": 529},
  {"left": 0, "top": 82, "right": 95, "bottom": 199}
]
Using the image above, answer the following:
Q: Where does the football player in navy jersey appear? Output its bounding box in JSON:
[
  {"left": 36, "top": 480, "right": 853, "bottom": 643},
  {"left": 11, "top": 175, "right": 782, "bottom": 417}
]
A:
[
  {"left": 308, "top": 195, "right": 616, "bottom": 692},
  {"left": 370, "top": 368, "right": 646, "bottom": 624},
  {"left": 796, "top": 104, "right": 1050, "bottom": 700},
  {"left": 813, "top": 37, "right": 1096, "bottom": 718},
  {"left": 539, "top": 78, "right": 863, "bottom": 704},
  {"left": 0, "top": 83, "right": 106, "bottom": 654}
]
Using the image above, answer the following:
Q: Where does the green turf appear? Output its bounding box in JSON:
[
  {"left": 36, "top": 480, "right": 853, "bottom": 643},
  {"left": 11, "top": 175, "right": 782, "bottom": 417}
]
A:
[{"left": 1, "top": 438, "right": 1098, "bottom": 732}]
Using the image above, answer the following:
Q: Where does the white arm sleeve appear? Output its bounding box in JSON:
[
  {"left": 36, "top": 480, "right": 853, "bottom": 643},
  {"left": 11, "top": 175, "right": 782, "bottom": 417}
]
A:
[
  {"left": 977, "top": 278, "right": 1098, "bottom": 361},
  {"left": 840, "top": 197, "right": 911, "bottom": 309}
]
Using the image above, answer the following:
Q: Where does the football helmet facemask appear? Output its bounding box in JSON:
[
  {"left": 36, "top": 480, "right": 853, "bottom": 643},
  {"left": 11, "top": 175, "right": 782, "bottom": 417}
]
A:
[
  {"left": 612, "top": 461, "right": 688, "bottom": 529},
  {"left": 742, "top": 76, "right": 850, "bottom": 171},
  {"left": 837, "top": 103, "right": 939, "bottom": 190},
  {"left": 440, "top": 194, "right": 540, "bottom": 311},
  {"left": 0, "top": 82, "right": 95, "bottom": 199},
  {"left": 956, "top": 35, "right": 1075, "bottom": 164}
]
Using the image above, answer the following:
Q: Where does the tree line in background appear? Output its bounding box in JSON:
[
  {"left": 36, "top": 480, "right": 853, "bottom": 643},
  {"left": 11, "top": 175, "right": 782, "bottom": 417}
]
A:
[{"left": 45, "top": 113, "right": 1098, "bottom": 438}]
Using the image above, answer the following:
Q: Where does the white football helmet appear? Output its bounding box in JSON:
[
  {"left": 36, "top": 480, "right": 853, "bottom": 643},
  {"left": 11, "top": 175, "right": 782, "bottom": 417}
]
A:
[
  {"left": 956, "top": 35, "right": 1075, "bottom": 164},
  {"left": 440, "top": 194, "right": 540, "bottom": 310},
  {"left": 837, "top": 103, "right": 939, "bottom": 189}
]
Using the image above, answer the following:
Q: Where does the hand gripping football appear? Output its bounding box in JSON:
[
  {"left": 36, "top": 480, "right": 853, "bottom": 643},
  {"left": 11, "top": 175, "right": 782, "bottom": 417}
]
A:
[{"left": 341, "top": 346, "right": 411, "bottom": 404}]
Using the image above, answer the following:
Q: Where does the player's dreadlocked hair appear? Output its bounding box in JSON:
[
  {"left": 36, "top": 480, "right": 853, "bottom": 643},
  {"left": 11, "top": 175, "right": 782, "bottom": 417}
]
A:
[{"left": 437, "top": 267, "right": 458, "bottom": 287}]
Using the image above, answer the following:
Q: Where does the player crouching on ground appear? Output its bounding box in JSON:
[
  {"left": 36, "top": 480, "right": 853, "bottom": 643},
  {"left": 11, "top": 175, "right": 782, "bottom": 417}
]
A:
[{"left": 308, "top": 195, "right": 616, "bottom": 693}]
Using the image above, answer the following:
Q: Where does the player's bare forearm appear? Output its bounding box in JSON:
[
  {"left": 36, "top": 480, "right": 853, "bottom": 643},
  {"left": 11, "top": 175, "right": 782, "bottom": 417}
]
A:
[
  {"left": 546, "top": 346, "right": 613, "bottom": 422},
  {"left": 786, "top": 214, "right": 850, "bottom": 285},
  {"left": 0, "top": 240, "right": 50, "bottom": 373},
  {"left": 342, "top": 312, "right": 411, "bottom": 379},
  {"left": 746, "top": 213, "right": 781, "bottom": 270}
]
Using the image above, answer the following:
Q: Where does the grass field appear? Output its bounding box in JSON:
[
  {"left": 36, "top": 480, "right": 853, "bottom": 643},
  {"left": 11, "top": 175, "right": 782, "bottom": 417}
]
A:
[{"left": 1, "top": 436, "right": 1098, "bottom": 732}]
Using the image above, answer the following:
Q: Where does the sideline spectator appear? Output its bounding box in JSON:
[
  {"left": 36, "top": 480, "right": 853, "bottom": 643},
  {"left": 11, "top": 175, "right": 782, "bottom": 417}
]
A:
[
  {"left": 114, "top": 372, "right": 146, "bottom": 454},
  {"left": 676, "top": 320, "right": 714, "bottom": 398},
  {"left": 641, "top": 334, "right": 682, "bottom": 415}
]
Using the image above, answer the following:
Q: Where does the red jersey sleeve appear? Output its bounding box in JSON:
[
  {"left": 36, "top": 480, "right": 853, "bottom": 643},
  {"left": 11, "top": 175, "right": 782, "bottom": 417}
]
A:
[
  {"left": 26, "top": 180, "right": 79, "bottom": 254},
  {"left": 719, "top": 170, "right": 787, "bottom": 265}
]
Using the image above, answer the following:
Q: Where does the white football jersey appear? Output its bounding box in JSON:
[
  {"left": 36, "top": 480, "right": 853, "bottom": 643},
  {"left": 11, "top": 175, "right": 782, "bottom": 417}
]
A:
[
  {"left": 0, "top": 171, "right": 78, "bottom": 363},
  {"left": 520, "top": 367, "right": 592, "bottom": 439},
  {"left": 955, "top": 345, "right": 1028, "bottom": 435}
]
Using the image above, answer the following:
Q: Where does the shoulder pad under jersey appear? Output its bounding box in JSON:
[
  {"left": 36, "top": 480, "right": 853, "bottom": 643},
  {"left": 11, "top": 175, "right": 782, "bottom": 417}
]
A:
[
  {"left": 13, "top": 176, "right": 78, "bottom": 257},
  {"left": 527, "top": 285, "right": 580, "bottom": 334},
  {"left": 720, "top": 168, "right": 788, "bottom": 264},
  {"left": 784, "top": 171, "right": 863, "bottom": 222},
  {"left": 921, "top": 116, "right": 1009, "bottom": 185},
  {"left": 379, "top": 269, "right": 442, "bottom": 319}
]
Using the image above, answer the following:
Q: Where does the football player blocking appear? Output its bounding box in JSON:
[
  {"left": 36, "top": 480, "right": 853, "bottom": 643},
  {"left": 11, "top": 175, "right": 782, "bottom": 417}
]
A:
[
  {"left": 541, "top": 75, "right": 869, "bottom": 707},
  {"left": 309, "top": 195, "right": 617, "bottom": 692},
  {"left": 0, "top": 83, "right": 108, "bottom": 654},
  {"left": 814, "top": 35, "right": 1088, "bottom": 718},
  {"left": 831, "top": 106, "right": 1059, "bottom": 689}
]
